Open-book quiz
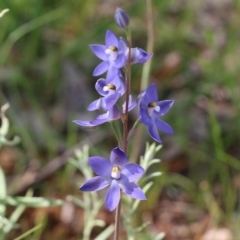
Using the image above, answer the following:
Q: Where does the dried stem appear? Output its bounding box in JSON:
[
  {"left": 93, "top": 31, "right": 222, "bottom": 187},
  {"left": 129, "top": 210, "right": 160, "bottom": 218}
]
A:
[
  {"left": 141, "top": 0, "right": 154, "bottom": 90},
  {"left": 131, "top": 0, "right": 154, "bottom": 163}
]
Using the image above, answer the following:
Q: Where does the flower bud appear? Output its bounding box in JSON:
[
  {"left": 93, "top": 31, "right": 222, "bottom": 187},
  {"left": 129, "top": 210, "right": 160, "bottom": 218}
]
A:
[{"left": 114, "top": 8, "right": 130, "bottom": 29}]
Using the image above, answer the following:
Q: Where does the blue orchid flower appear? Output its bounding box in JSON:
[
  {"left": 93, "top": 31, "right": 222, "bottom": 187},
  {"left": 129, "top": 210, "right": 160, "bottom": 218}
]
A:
[
  {"left": 90, "top": 30, "right": 126, "bottom": 81},
  {"left": 79, "top": 147, "right": 146, "bottom": 211},
  {"left": 139, "top": 83, "right": 174, "bottom": 143}
]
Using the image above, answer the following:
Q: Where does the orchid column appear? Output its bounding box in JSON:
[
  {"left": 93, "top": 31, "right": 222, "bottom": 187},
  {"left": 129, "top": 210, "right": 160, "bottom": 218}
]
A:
[{"left": 74, "top": 8, "right": 174, "bottom": 240}]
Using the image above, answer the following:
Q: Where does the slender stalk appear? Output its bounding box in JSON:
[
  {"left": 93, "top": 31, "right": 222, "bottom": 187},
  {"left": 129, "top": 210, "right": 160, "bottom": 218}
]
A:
[
  {"left": 113, "top": 197, "right": 122, "bottom": 240},
  {"left": 114, "top": 29, "right": 132, "bottom": 240},
  {"left": 131, "top": 0, "right": 154, "bottom": 163},
  {"left": 123, "top": 30, "right": 132, "bottom": 153}
]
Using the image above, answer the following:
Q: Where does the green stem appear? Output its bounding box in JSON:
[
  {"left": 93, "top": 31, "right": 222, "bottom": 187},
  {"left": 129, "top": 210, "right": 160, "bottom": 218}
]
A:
[
  {"left": 113, "top": 197, "right": 122, "bottom": 240},
  {"left": 0, "top": 166, "right": 7, "bottom": 216},
  {"left": 127, "top": 118, "right": 141, "bottom": 141},
  {"left": 110, "top": 120, "right": 123, "bottom": 147}
]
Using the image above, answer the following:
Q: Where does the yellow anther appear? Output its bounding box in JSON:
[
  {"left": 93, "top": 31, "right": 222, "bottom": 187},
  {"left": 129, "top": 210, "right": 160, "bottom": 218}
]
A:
[
  {"left": 148, "top": 102, "right": 157, "bottom": 107},
  {"left": 111, "top": 165, "right": 121, "bottom": 179},
  {"left": 109, "top": 46, "right": 118, "bottom": 51},
  {"left": 107, "top": 84, "right": 116, "bottom": 90},
  {"left": 112, "top": 166, "right": 120, "bottom": 172}
]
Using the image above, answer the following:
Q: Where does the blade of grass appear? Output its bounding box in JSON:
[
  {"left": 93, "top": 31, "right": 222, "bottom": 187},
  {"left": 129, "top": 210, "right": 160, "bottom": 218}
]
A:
[
  {"left": 13, "top": 224, "right": 43, "bottom": 240},
  {"left": 0, "top": 7, "right": 69, "bottom": 66},
  {"left": 0, "top": 167, "right": 7, "bottom": 217}
]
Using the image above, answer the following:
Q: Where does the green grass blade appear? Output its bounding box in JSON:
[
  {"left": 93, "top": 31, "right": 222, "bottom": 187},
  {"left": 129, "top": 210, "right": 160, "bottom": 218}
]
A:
[
  {"left": 0, "top": 166, "right": 7, "bottom": 216},
  {"left": 13, "top": 224, "right": 43, "bottom": 240}
]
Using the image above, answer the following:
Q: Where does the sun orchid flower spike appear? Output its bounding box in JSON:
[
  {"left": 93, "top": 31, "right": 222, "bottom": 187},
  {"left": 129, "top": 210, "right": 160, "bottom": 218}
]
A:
[
  {"left": 114, "top": 8, "right": 130, "bottom": 29},
  {"left": 139, "top": 83, "right": 174, "bottom": 143},
  {"left": 79, "top": 147, "right": 146, "bottom": 211}
]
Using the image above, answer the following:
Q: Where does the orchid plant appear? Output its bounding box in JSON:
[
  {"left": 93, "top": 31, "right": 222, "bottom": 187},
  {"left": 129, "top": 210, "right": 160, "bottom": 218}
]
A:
[{"left": 74, "top": 8, "right": 174, "bottom": 240}]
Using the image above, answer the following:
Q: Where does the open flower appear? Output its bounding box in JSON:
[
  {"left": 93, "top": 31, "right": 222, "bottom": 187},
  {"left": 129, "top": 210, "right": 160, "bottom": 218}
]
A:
[
  {"left": 79, "top": 147, "right": 146, "bottom": 211},
  {"left": 87, "top": 76, "right": 126, "bottom": 111},
  {"left": 139, "top": 83, "right": 174, "bottom": 143},
  {"left": 90, "top": 30, "right": 126, "bottom": 81}
]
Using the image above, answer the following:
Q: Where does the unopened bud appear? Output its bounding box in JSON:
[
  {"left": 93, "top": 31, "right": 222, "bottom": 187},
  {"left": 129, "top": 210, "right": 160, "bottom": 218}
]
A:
[{"left": 114, "top": 8, "right": 130, "bottom": 29}]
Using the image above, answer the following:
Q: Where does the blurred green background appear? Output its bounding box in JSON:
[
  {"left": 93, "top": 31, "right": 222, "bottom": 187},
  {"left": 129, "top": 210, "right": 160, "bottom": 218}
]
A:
[{"left": 1, "top": 0, "right": 240, "bottom": 239}]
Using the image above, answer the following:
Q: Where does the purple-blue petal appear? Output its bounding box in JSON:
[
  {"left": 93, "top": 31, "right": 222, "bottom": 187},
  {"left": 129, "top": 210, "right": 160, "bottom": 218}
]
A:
[
  {"left": 125, "top": 183, "right": 146, "bottom": 200},
  {"left": 106, "top": 66, "right": 119, "bottom": 82},
  {"left": 93, "top": 61, "right": 109, "bottom": 76},
  {"left": 128, "top": 100, "right": 137, "bottom": 112},
  {"left": 121, "top": 163, "right": 144, "bottom": 182},
  {"left": 102, "top": 93, "right": 121, "bottom": 110},
  {"left": 137, "top": 49, "right": 153, "bottom": 64},
  {"left": 90, "top": 118, "right": 108, "bottom": 125},
  {"left": 156, "top": 100, "right": 174, "bottom": 116},
  {"left": 90, "top": 106, "right": 121, "bottom": 125},
  {"left": 117, "top": 75, "right": 126, "bottom": 95},
  {"left": 105, "top": 180, "right": 120, "bottom": 211},
  {"left": 90, "top": 44, "right": 107, "bottom": 60},
  {"left": 118, "top": 175, "right": 146, "bottom": 200},
  {"left": 141, "top": 93, "right": 150, "bottom": 107},
  {"left": 139, "top": 104, "right": 151, "bottom": 125},
  {"left": 73, "top": 120, "right": 96, "bottom": 128},
  {"left": 145, "top": 83, "right": 158, "bottom": 102},
  {"left": 130, "top": 48, "right": 153, "bottom": 64},
  {"left": 155, "top": 118, "right": 174, "bottom": 134},
  {"left": 122, "top": 95, "right": 136, "bottom": 113},
  {"left": 89, "top": 156, "right": 112, "bottom": 178},
  {"left": 95, "top": 78, "right": 107, "bottom": 96},
  {"left": 105, "top": 30, "right": 119, "bottom": 48},
  {"left": 115, "top": 54, "right": 126, "bottom": 68},
  {"left": 106, "top": 69, "right": 121, "bottom": 81},
  {"left": 107, "top": 105, "right": 121, "bottom": 120},
  {"left": 119, "top": 37, "right": 127, "bottom": 54},
  {"left": 87, "top": 99, "right": 102, "bottom": 111},
  {"left": 79, "top": 176, "right": 110, "bottom": 192},
  {"left": 110, "top": 147, "right": 128, "bottom": 167},
  {"left": 96, "top": 112, "right": 108, "bottom": 120},
  {"left": 148, "top": 120, "right": 161, "bottom": 143},
  {"left": 130, "top": 48, "right": 140, "bottom": 64},
  {"left": 94, "top": 105, "right": 121, "bottom": 121}
]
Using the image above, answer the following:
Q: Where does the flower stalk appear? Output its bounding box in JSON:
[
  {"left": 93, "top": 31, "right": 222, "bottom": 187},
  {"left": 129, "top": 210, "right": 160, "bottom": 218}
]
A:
[
  {"left": 113, "top": 197, "right": 122, "bottom": 240},
  {"left": 122, "top": 30, "right": 132, "bottom": 152}
]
